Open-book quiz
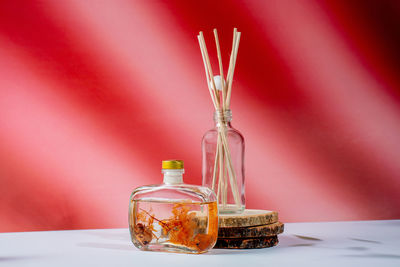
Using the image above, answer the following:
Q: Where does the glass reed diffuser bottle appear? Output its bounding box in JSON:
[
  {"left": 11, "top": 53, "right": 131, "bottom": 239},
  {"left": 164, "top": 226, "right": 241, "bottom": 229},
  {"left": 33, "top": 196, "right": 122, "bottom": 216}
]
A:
[
  {"left": 129, "top": 160, "right": 218, "bottom": 254},
  {"left": 197, "top": 28, "right": 245, "bottom": 214},
  {"left": 202, "top": 110, "right": 245, "bottom": 214}
]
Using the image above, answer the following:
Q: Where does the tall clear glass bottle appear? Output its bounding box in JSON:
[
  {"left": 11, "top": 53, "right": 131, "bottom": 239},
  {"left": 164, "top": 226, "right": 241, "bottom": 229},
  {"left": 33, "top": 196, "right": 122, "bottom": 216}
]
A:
[
  {"left": 129, "top": 160, "right": 218, "bottom": 254},
  {"left": 202, "top": 109, "right": 245, "bottom": 214}
]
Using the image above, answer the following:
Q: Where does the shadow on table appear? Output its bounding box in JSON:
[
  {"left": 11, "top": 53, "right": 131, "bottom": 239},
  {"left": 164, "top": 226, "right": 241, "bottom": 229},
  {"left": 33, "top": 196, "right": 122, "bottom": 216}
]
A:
[
  {"left": 278, "top": 234, "right": 320, "bottom": 248},
  {"left": 349, "top": 238, "right": 381, "bottom": 244},
  {"left": 279, "top": 235, "right": 373, "bottom": 251},
  {"left": 84, "top": 230, "right": 128, "bottom": 242},
  {"left": 208, "top": 235, "right": 319, "bottom": 255},
  {"left": 77, "top": 234, "right": 324, "bottom": 254},
  {"left": 77, "top": 242, "right": 244, "bottom": 255},
  {"left": 342, "top": 253, "right": 400, "bottom": 259},
  {"left": 279, "top": 233, "right": 400, "bottom": 261},
  {"left": 0, "top": 255, "right": 40, "bottom": 262},
  {"left": 81, "top": 230, "right": 328, "bottom": 254},
  {"left": 77, "top": 242, "right": 134, "bottom": 251}
]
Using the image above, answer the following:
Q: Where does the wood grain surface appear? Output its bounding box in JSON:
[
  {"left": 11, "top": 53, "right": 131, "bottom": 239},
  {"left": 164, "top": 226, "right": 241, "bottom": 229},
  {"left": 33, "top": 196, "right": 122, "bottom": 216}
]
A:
[
  {"left": 218, "top": 209, "right": 279, "bottom": 228},
  {"left": 218, "top": 222, "right": 284, "bottom": 238},
  {"left": 214, "top": 235, "right": 279, "bottom": 249}
]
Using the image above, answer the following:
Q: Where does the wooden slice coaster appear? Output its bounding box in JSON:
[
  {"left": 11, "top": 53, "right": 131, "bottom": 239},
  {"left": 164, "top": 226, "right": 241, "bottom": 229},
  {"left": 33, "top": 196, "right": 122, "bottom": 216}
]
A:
[
  {"left": 214, "top": 235, "right": 279, "bottom": 249},
  {"left": 218, "top": 209, "right": 278, "bottom": 228},
  {"left": 218, "top": 222, "right": 284, "bottom": 238}
]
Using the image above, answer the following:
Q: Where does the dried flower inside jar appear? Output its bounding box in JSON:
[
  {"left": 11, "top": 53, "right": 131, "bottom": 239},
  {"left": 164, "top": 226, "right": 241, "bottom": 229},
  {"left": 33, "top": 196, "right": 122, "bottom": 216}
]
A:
[{"left": 129, "top": 160, "right": 218, "bottom": 254}]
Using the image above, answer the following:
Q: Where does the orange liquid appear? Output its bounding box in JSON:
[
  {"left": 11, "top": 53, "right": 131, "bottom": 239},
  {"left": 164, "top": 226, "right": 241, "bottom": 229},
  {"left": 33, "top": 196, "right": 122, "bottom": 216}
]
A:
[{"left": 129, "top": 199, "right": 218, "bottom": 254}]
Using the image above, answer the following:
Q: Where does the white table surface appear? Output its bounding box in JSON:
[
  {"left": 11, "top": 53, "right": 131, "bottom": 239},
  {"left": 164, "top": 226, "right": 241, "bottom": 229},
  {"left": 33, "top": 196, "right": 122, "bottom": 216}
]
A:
[{"left": 0, "top": 220, "right": 399, "bottom": 267}]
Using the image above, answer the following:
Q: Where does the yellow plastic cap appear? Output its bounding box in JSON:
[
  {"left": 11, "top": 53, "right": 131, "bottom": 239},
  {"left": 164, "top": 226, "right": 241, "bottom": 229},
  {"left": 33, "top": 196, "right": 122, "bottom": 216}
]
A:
[{"left": 162, "top": 160, "right": 184, "bottom": 169}]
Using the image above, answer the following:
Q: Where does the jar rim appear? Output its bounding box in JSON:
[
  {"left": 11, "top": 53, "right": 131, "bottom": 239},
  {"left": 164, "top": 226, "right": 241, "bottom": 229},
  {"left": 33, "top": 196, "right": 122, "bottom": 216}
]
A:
[{"left": 214, "top": 109, "right": 232, "bottom": 122}]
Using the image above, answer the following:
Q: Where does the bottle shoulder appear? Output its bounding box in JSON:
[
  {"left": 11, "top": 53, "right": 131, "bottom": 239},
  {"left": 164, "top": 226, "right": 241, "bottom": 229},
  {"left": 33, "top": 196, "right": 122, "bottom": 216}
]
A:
[
  {"left": 203, "top": 126, "right": 244, "bottom": 142},
  {"left": 131, "top": 183, "right": 216, "bottom": 203},
  {"left": 228, "top": 127, "right": 244, "bottom": 140}
]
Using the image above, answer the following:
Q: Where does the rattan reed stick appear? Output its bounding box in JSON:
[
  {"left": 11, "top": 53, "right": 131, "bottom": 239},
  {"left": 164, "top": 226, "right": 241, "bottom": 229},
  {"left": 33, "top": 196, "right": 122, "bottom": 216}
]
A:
[
  {"left": 198, "top": 35, "right": 218, "bottom": 109},
  {"left": 213, "top": 29, "right": 226, "bottom": 109},
  {"left": 198, "top": 28, "right": 242, "bottom": 210},
  {"left": 227, "top": 32, "right": 241, "bottom": 109},
  {"left": 226, "top": 28, "right": 237, "bottom": 109},
  {"left": 212, "top": 136, "right": 220, "bottom": 191},
  {"left": 220, "top": 129, "right": 241, "bottom": 206},
  {"left": 199, "top": 32, "right": 220, "bottom": 109}
]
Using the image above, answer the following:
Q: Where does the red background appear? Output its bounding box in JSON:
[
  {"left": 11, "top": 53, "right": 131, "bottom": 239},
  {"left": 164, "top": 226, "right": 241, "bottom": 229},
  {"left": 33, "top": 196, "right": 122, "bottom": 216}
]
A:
[{"left": 1, "top": 0, "right": 400, "bottom": 232}]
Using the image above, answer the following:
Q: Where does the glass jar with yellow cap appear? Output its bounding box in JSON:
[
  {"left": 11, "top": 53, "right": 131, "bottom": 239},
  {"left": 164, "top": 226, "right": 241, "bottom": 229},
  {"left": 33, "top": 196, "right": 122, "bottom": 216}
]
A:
[{"left": 129, "top": 160, "right": 218, "bottom": 254}]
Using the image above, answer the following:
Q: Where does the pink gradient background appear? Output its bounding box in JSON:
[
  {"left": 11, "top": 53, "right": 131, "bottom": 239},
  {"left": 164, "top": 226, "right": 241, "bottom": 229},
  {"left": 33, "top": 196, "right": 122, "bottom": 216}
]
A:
[{"left": 1, "top": 0, "right": 400, "bottom": 232}]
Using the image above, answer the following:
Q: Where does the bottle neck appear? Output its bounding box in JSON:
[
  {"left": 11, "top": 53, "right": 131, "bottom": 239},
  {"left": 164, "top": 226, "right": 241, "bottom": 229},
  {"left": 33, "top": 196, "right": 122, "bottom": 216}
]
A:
[
  {"left": 214, "top": 109, "right": 232, "bottom": 127},
  {"left": 162, "top": 169, "right": 184, "bottom": 184}
]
